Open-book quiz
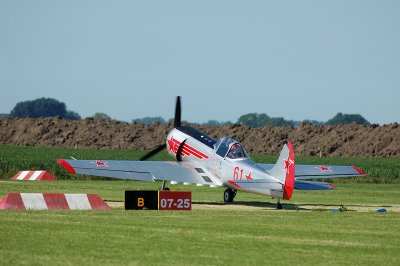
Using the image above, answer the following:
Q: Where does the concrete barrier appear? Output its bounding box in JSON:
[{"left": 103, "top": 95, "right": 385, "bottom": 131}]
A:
[
  {"left": 11, "top": 171, "right": 57, "bottom": 180},
  {"left": 0, "top": 193, "right": 111, "bottom": 210}
]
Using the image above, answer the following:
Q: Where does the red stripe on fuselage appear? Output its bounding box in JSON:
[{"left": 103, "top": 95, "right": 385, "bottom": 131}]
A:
[
  {"left": 182, "top": 144, "right": 208, "bottom": 159},
  {"left": 183, "top": 144, "right": 208, "bottom": 159},
  {"left": 228, "top": 180, "right": 240, "bottom": 188},
  {"left": 168, "top": 136, "right": 209, "bottom": 159}
]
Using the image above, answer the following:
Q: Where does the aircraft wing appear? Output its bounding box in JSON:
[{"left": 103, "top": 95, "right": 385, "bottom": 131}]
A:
[
  {"left": 257, "top": 164, "right": 366, "bottom": 179},
  {"left": 57, "top": 159, "right": 222, "bottom": 186}
]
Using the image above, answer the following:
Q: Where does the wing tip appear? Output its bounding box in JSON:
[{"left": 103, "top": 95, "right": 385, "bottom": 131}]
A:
[
  {"left": 57, "top": 160, "right": 77, "bottom": 174},
  {"left": 327, "top": 183, "right": 337, "bottom": 190},
  {"left": 352, "top": 166, "right": 367, "bottom": 176}
]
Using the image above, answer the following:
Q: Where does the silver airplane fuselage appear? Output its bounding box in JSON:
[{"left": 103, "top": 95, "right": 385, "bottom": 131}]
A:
[{"left": 166, "top": 126, "right": 286, "bottom": 199}]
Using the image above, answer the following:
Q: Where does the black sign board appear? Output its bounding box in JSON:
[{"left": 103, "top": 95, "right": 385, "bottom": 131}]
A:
[{"left": 125, "top": 190, "right": 159, "bottom": 210}]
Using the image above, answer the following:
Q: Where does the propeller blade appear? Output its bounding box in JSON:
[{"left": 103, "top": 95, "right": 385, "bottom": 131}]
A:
[
  {"left": 140, "top": 96, "right": 180, "bottom": 161},
  {"left": 139, "top": 144, "right": 167, "bottom": 161},
  {"left": 174, "top": 96, "right": 181, "bottom": 128},
  {"left": 176, "top": 139, "right": 187, "bottom": 162}
]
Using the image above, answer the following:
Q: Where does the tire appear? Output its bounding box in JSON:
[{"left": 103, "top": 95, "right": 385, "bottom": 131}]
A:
[{"left": 224, "top": 188, "right": 234, "bottom": 203}]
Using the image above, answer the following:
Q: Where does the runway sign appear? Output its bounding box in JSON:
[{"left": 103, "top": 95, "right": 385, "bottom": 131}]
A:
[
  {"left": 125, "top": 190, "right": 192, "bottom": 210},
  {"left": 158, "top": 191, "right": 192, "bottom": 210}
]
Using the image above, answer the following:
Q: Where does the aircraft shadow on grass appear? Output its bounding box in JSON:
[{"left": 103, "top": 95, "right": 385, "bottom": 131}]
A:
[
  {"left": 192, "top": 201, "right": 302, "bottom": 210},
  {"left": 193, "top": 201, "right": 392, "bottom": 212}
]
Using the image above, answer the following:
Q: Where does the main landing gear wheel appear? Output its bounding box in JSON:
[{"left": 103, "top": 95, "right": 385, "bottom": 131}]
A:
[
  {"left": 224, "top": 188, "right": 236, "bottom": 203},
  {"left": 276, "top": 201, "right": 283, "bottom": 210},
  {"left": 160, "top": 181, "right": 170, "bottom": 191}
]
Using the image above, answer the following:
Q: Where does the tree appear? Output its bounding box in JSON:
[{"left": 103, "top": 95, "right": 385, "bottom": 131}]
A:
[
  {"left": 204, "top": 120, "right": 233, "bottom": 126},
  {"left": 91, "top": 112, "right": 112, "bottom": 120},
  {"left": 10, "top": 98, "right": 81, "bottom": 120},
  {"left": 237, "top": 113, "right": 259, "bottom": 127},
  {"left": 302, "top": 120, "right": 324, "bottom": 126},
  {"left": 64, "top": 111, "right": 81, "bottom": 120},
  {"left": 237, "top": 113, "right": 293, "bottom": 127},
  {"left": 132, "top": 117, "right": 166, "bottom": 125},
  {"left": 325, "top": 112, "right": 370, "bottom": 125},
  {"left": 205, "top": 120, "right": 221, "bottom": 126}
]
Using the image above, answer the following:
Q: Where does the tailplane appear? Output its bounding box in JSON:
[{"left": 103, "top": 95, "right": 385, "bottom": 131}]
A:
[{"left": 268, "top": 142, "right": 295, "bottom": 200}]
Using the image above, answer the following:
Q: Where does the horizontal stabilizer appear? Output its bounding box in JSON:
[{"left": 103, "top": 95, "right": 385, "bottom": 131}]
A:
[
  {"left": 258, "top": 164, "right": 366, "bottom": 179},
  {"left": 294, "top": 180, "right": 336, "bottom": 190}
]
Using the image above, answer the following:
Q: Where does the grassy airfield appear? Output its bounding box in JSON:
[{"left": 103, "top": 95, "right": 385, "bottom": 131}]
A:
[
  {"left": 1, "top": 181, "right": 400, "bottom": 265},
  {"left": 1, "top": 145, "right": 400, "bottom": 265}
]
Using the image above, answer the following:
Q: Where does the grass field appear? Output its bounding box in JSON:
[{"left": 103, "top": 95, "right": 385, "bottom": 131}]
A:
[
  {"left": 1, "top": 145, "right": 400, "bottom": 265},
  {"left": 1, "top": 180, "right": 400, "bottom": 265}
]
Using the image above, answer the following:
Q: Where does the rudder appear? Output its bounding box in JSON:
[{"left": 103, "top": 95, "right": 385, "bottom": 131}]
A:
[{"left": 268, "top": 142, "right": 295, "bottom": 200}]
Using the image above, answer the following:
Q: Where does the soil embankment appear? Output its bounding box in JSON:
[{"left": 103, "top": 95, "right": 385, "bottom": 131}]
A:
[{"left": 0, "top": 117, "right": 399, "bottom": 157}]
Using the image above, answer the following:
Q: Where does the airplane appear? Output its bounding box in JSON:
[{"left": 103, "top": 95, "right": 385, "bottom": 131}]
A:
[{"left": 57, "top": 97, "right": 366, "bottom": 209}]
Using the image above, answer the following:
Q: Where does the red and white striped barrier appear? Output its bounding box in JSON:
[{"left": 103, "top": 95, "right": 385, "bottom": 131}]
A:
[
  {"left": 11, "top": 171, "right": 57, "bottom": 181},
  {"left": 0, "top": 193, "right": 111, "bottom": 210}
]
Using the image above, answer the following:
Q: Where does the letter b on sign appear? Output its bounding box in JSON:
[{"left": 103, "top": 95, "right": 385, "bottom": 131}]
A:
[
  {"left": 125, "top": 190, "right": 158, "bottom": 210},
  {"left": 138, "top": 197, "right": 144, "bottom": 207}
]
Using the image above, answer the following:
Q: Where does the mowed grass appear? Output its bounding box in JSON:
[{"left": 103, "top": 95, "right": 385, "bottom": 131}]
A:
[{"left": 1, "top": 180, "right": 400, "bottom": 265}]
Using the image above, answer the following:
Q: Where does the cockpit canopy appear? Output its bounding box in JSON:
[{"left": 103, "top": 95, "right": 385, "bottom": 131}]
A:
[{"left": 214, "top": 136, "right": 249, "bottom": 159}]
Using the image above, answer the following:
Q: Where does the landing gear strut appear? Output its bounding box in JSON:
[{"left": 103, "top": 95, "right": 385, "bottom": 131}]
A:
[
  {"left": 160, "top": 181, "right": 170, "bottom": 191},
  {"left": 276, "top": 200, "right": 283, "bottom": 210},
  {"left": 224, "top": 188, "right": 237, "bottom": 203}
]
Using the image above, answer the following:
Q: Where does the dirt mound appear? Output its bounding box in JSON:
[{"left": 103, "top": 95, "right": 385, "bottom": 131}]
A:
[{"left": 0, "top": 117, "right": 399, "bottom": 157}]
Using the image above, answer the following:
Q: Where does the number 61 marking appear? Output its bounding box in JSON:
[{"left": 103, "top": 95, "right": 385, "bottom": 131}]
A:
[
  {"left": 233, "top": 167, "right": 252, "bottom": 180},
  {"left": 233, "top": 166, "right": 243, "bottom": 180}
]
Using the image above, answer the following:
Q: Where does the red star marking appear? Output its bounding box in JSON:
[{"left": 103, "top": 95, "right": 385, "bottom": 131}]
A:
[
  {"left": 283, "top": 157, "right": 294, "bottom": 174},
  {"left": 92, "top": 160, "right": 108, "bottom": 167},
  {"left": 167, "top": 136, "right": 179, "bottom": 154},
  {"left": 245, "top": 172, "right": 253, "bottom": 180},
  {"left": 319, "top": 166, "right": 332, "bottom": 172}
]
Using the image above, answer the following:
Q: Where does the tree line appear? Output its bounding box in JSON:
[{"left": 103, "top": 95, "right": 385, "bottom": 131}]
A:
[
  {"left": 8, "top": 98, "right": 370, "bottom": 126},
  {"left": 10, "top": 98, "right": 81, "bottom": 120},
  {"left": 236, "top": 112, "right": 369, "bottom": 127}
]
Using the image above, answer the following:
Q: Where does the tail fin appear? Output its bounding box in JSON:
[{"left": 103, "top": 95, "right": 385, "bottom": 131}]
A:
[{"left": 269, "top": 142, "right": 295, "bottom": 200}]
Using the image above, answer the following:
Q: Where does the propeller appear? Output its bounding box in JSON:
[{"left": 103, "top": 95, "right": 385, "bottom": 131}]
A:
[
  {"left": 175, "top": 139, "right": 187, "bottom": 162},
  {"left": 139, "top": 143, "right": 167, "bottom": 161},
  {"left": 174, "top": 96, "right": 181, "bottom": 128},
  {"left": 139, "top": 96, "right": 181, "bottom": 161}
]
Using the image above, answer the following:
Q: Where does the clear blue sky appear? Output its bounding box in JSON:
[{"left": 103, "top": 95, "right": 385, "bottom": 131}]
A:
[{"left": 1, "top": 1, "right": 399, "bottom": 124}]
